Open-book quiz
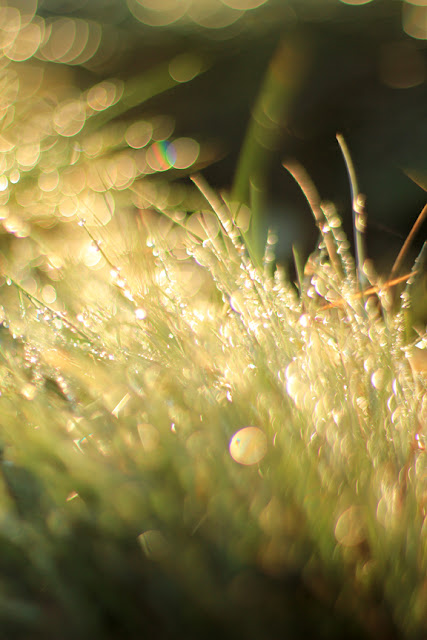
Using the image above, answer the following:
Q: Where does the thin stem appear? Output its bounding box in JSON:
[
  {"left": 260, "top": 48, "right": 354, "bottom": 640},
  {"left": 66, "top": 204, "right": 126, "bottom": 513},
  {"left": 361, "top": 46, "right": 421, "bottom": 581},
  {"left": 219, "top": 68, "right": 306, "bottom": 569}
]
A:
[
  {"left": 283, "top": 160, "right": 343, "bottom": 278},
  {"left": 336, "top": 133, "right": 367, "bottom": 289},
  {"left": 5, "top": 277, "right": 91, "bottom": 342},
  {"left": 390, "top": 202, "right": 427, "bottom": 280}
]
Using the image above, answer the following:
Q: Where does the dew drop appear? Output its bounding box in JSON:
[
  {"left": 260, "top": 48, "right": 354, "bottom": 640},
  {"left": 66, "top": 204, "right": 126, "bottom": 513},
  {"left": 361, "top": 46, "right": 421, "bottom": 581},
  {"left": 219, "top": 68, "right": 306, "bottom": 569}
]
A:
[
  {"left": 21, "top": 383, "right": 37, "bottom": 400},
  {"left": 371, "top": 368, "right": 386, "bottom": 390},
  {"left": 53, "top": 318, "right": 63, "bottom": 331},
  {"left": 123, "top": 289, "right": 134, "bottom": 301},
  {"left": 110, "top": 268, "right": 120, "bottom": 280},
  {"left": 229, "top": 427, "right": 268, "bottom": 466},
  {"left": 135, "top": 308, "right": 147, "bottom": 320}
]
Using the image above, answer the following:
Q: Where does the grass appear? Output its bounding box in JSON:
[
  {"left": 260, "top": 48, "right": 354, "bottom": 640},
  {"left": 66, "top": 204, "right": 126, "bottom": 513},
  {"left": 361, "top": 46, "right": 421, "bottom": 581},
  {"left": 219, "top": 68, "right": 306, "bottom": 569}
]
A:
[
  {"left": 0, "top": 10, "right": 426, "bottom": 640},
  {"left": 0, "top": 165, "right": 426, "bottom": 638}
]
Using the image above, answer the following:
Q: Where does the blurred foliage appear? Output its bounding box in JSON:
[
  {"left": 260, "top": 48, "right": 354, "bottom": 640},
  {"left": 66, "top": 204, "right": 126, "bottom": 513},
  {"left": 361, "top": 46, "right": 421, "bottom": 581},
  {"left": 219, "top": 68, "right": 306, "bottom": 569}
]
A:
[{"left": 0, "top": 1, "right": 425, "bottom": 639}]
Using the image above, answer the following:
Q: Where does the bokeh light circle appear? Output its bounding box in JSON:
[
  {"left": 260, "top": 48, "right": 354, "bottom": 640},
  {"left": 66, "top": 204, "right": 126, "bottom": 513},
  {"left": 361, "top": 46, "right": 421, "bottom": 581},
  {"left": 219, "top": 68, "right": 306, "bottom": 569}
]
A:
[{"left": 229, "top": 427, "right": 267, "bottom": 465}]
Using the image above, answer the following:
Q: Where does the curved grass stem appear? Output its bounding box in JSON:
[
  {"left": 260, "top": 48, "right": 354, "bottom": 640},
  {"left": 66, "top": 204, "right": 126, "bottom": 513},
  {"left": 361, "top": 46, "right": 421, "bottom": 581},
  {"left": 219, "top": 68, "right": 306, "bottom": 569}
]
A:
[{"left": 336, "top": 133, "right": 367, "bottom": 291}]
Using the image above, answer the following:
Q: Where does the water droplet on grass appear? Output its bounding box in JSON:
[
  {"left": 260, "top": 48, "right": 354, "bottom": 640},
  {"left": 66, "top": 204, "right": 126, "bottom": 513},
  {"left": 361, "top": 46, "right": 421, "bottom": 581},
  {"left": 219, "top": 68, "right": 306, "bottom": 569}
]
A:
[
  {"left": 135, "top": 308, "right": 147, "bottom": 320},
  {"left": 229, "top": 427, "right": 267, "bottom": 465},
  {"left": 21, "top": 383, "right": 37, "bottom": 400},
  {"left": 371, "top": 368, "right": 386, "bottom": 390}
]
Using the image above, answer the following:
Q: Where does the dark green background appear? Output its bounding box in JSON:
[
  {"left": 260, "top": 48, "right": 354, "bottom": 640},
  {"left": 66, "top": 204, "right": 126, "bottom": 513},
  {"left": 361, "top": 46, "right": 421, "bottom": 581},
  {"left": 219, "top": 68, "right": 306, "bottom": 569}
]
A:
[{"left": 37, "top": 0, "right": 427, "bottom": 268}]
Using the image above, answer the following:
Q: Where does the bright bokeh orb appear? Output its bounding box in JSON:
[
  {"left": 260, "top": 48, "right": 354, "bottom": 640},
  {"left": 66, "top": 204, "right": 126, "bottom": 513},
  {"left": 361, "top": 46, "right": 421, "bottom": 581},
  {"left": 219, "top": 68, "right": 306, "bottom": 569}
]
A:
[{"left": 229, "top": 426, "right": 267, "bottom": 465}]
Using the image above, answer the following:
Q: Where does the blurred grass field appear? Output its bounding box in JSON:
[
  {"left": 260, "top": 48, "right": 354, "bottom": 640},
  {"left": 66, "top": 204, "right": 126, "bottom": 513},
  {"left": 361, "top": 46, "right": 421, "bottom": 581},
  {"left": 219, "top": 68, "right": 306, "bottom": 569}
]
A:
[{"left": 0, "top": 2, "right": 426, "bottom": 639}]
